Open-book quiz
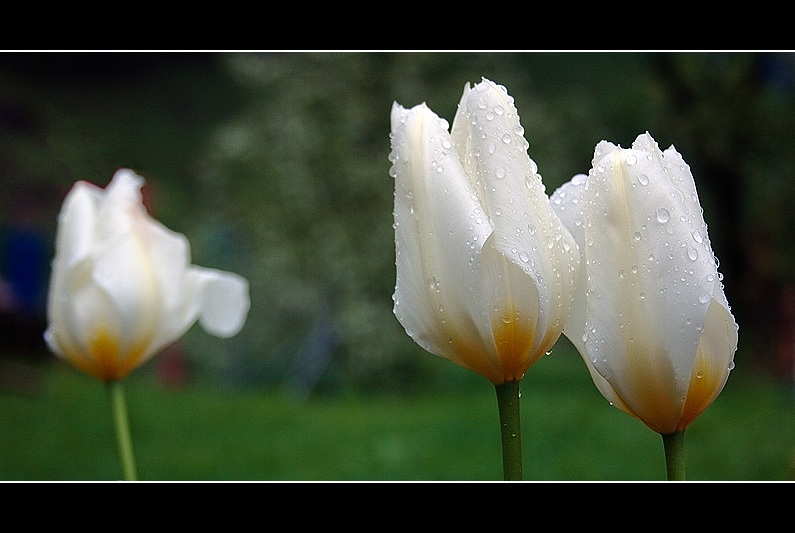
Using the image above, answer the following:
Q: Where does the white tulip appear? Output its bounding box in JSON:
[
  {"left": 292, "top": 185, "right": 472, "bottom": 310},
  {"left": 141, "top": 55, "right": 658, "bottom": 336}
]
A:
[
  {"left": 390, "top": 78, "right": 579, "bottom": 385},
  {"left": 551, "top": 132, "right": 738, "bottom": 434},
  {"left": 44, "top": 168, "right": 250, "bottom": 381}
]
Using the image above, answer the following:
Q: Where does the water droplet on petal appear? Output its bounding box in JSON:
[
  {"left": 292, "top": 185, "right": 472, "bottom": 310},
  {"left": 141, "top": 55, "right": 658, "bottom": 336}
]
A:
[{"left": 656, "top": 208, "right": 670, "bottom": 223}]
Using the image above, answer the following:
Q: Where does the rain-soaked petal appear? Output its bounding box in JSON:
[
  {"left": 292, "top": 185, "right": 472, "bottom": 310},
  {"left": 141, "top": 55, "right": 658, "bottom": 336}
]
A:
[{"left": 551, "top": 132, "right": 737, "bottom": 434}]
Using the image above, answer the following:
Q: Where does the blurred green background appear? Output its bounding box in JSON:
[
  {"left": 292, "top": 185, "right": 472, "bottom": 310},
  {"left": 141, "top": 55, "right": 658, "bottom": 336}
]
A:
[{"left": 0, "top": 51, "right": 793, "bottom": 481}]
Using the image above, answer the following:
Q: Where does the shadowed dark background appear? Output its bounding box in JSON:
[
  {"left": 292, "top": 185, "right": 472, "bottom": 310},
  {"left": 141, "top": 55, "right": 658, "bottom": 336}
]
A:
[{"left": 1, "top": 51, "right": 793, "bottom": 393}]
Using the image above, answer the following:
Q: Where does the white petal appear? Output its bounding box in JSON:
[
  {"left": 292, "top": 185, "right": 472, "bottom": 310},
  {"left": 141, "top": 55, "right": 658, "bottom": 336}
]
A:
[
  {"left": 189, "top": 267, "right": 250, "bottom": 338},
  {"left": 550, "top": 174, "right": 588, "bottom": 349},
  {"left": 90, "top": 228, "right": 159, "bottom": 349},
  {"left": 390, "top": 101, "right": 493, "bottom": 360},
  {"left": 581, "top": 149, "right": 676, "bottom": 415},
  {"left": 54, "top": 181, "right": 101, "bottom": 271},
  {"left": 683, "top": 297, "right": 737, "bottom": 420},
  {"left": 46, "top": 180, "right": 103, "bottom": 361},
  {"left": 551, "top": 174, "right": 634, "bottom": 415},
  {"left": 458, "top": 78, "right": 579, "bottom": 347},
  {"left": 458, "top": 80, "right": 563, "bottom": 272}
]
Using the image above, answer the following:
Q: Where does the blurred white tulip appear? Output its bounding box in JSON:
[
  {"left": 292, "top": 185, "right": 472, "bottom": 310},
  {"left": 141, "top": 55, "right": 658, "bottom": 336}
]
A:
[
  {"left": 45, "top": 168, "right": 250, "bottom": 381},
  {"left": 390, "top": 78, "right": 579, "bottom": 385},
  {"left": 551, "top": 132, "right": 738, "bottom": 434}
]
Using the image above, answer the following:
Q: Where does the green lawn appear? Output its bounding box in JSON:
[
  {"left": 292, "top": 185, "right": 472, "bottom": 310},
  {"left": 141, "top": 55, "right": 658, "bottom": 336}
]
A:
[{"left": 1, "top": 341, "right": 793, "bottom": 482}]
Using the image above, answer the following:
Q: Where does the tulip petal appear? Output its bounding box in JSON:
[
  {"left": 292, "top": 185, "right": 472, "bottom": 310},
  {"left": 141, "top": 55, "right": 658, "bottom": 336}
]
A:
[
  {"left": 553, "top": 133, "right": 738, "bottom": 434},
  {"left": 454, "top": 79, "right": 579, "bottom": 319},
  {"left": 188, "top": 267, "right": 251, "bottom": 338},
  {"left": 549, "top": 174, "right": 588, "bottom": 351},
  {"left": 454, "top": 79, "right": 580, "bottom": 364},
  {"left": 390, "top": 101, "right": 495, "bottom": 367},
  {"left": 54, "top": 181, "right": 101, "bottom": 271},
  {"left": 678, "top": 297, "right": 737, "bottom": 430},
  {"left": 550, "top": 174, "right": 634, "bottom": 414}
]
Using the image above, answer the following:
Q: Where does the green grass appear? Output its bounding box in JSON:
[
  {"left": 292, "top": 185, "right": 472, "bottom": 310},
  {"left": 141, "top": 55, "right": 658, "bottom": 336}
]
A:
[{"left": 2, "top": 343, "right": 794, "bottom": 481}]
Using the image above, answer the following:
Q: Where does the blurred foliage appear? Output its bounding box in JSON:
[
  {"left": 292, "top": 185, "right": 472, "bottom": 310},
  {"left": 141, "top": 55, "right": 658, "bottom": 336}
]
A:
[{"left": 1, "top": 51, "right": 794, "bottom": 395}]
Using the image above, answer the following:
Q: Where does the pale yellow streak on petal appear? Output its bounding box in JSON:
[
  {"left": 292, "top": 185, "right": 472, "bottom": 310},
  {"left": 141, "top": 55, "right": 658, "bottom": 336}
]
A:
[
  {"left": 678, "top": 342, "right": 724, "bottom": 432},
  {"left": 436, "top": 308, "right": 500, "bottom": 385},
  {"left": 492, "top": 308, "right": 536, "bottom": 383},
  {"left": 446, "top": 337, "right": 502, "bottom": 385},
  {"left": 613, "top": 344, "right": 680, "bottom": 435},
  {"left": 63, "top": 325, "right": 149, "bottom": 382},
  {"left": 440, "top": 306, "right": 537, "bottom": 386}
]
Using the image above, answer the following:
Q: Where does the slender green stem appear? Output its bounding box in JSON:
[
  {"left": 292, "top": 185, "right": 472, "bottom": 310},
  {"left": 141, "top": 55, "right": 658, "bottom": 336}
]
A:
[
  {"left": 494, "top": 380, "right": 523, "bottom": 481},
  {"left": 662, "top": 430, "right": 686, "bottom": 481},
  {"left": 107, "top": 380, "right": 138, "bottom": 481}
]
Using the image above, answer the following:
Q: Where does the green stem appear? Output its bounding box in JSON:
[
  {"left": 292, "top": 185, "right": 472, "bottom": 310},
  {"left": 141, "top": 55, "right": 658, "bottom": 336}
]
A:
[
  {"left": 494, "top": 380, "right": 523, "bottom": 481},
  {"left": 107, "top": 380, "right": 138, "bottom": 481},
  {"left": 662, "top": 430, "right": 686, "bottom": 481}
]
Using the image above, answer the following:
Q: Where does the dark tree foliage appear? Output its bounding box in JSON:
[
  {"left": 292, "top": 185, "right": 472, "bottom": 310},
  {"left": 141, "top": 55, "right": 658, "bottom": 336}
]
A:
[{"left": 1, "top": 52, "right": 793, "bottom": 393}]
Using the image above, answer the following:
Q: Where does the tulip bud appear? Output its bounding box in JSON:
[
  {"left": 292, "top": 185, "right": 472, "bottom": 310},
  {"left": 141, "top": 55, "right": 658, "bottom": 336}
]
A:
[
  {"left": 44, "top": 169, "right": 250, "bottom": 381},
  {"left": 551, "top": 132, "right": 738, "bottom": 434},
  {"left": 390, "top": 78, "right": 580, "bottom": 385}
]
